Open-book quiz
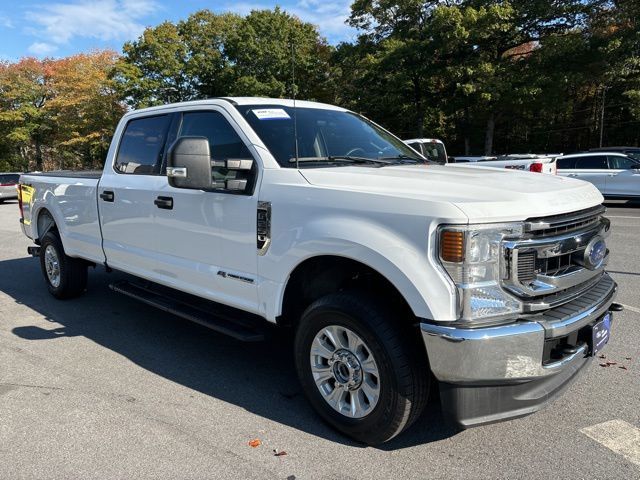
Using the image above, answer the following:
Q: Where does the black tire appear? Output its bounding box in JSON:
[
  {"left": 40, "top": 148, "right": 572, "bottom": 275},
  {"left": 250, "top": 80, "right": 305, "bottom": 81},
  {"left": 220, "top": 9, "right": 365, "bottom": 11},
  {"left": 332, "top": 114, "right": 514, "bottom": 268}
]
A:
[
  {"left": 39, "top": 231, "right": 88, "bottom": 299},
  {"left": 294, "top": 292, "right": 429, "bottom": 445}
]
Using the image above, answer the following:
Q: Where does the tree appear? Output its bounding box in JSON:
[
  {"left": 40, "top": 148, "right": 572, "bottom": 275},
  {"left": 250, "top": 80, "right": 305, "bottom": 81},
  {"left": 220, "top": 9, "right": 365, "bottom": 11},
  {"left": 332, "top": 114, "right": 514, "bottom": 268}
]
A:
[{"left": 0, "top": 57, "right": 53, "bottom": 170}]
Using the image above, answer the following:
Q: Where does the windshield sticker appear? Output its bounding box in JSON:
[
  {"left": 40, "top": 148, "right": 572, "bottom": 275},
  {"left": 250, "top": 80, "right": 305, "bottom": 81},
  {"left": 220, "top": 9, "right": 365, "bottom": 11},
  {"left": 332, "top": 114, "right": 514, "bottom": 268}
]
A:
[{"left": 253, "top": 108, "right": 291, "bottom": 120}]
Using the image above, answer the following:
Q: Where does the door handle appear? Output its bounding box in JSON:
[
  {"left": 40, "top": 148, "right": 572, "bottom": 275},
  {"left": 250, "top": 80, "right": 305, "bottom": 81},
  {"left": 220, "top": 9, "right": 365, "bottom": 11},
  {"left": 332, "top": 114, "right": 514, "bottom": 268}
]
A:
[
  {"left": 100, "top": 191, "right": 114, "bottom": 202},
  {"left": 154, "top": 196, "right": 173, "bottom": 210},
  {"left": 608, "top": 174, "right": 617, "bottom": 177},
  {"left": 567, "top": 174, "right": 578, "bottom": 177}
]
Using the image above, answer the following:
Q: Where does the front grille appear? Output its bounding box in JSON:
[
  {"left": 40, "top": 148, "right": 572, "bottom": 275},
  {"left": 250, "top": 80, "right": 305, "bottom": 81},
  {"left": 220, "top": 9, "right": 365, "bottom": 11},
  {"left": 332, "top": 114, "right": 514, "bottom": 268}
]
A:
[
  {"left": 517, "top": 252, "right": 536, "bottom": 282},
  {"left": 504, "top": 205, "right": 609, "bottom": 311},
  {"left": 524, "top": 205, "right": 605, "bottom": 238}
]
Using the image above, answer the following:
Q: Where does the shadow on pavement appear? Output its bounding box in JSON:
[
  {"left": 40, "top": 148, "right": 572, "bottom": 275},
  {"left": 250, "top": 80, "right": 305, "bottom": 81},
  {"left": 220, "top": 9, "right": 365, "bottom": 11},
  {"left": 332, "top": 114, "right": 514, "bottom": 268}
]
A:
[{"left": 1, "top": 256, "right": 458, "bottom": 450}]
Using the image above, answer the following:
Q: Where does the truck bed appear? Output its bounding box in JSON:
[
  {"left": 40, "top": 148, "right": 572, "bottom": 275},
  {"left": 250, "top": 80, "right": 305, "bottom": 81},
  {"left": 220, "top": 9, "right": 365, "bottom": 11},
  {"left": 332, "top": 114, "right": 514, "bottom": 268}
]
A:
[{"left": 20, "top": 172, "right": 105, "bottom": 264}]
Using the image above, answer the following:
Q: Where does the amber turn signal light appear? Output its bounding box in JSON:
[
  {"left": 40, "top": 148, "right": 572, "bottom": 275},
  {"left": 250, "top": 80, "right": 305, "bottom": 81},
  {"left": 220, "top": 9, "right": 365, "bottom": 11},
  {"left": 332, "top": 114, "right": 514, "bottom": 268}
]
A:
[{"left": 440, "top": 230, "right": 464, "bottom": 262}]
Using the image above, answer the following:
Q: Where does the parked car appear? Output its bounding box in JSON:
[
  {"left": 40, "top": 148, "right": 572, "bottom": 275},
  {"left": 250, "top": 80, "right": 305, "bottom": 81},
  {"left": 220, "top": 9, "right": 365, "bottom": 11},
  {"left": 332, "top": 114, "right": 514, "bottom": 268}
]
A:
[
  {"left": 556, "top": 152, "right": 640, "bottom": 199},
  {"left": 404, "top": 138, "right": 448, "bottom": 163},
  {"left": 449, "top": 154, "right": 558, "bottom": 174},
  {"left": 18, "top": 98, "right": 617, "bottom": 444},
  {"left": 0, "top": 172, "right": 20, "bottom": 203},
  {"left": 589, "top": 146, "right": 640, "bottom": 161}
]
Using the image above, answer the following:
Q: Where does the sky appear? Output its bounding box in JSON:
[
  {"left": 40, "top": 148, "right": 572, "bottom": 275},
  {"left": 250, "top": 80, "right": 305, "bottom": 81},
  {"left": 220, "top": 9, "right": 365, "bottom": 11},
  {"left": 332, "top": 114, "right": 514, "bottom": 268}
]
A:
[{"left": 0, "top": 0, "right": 358, "bottom": 61}]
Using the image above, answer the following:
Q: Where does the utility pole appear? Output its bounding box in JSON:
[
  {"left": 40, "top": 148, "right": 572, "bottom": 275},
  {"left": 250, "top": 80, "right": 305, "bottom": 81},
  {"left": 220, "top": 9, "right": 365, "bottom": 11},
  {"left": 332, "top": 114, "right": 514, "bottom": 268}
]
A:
[{"left": 599, "top": 86, "right": 607, "bottom": 148}]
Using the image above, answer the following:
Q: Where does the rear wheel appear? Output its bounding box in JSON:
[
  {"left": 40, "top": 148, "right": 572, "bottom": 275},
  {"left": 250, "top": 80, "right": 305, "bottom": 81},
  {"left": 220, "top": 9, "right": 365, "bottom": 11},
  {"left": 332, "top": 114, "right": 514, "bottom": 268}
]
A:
[
  {"left": 39, "top": 231, "right": 88, "bottom": 299},
  {"left": 294, "top": 292, "right": 429, "bottom": 445}
]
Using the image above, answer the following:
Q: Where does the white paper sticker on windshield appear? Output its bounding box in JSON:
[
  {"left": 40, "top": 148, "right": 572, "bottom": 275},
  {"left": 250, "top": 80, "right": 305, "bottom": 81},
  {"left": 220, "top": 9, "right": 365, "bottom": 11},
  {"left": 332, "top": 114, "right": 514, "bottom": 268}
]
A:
[{"left": 252, "top": 108, "right": 291, "bottom": 120}]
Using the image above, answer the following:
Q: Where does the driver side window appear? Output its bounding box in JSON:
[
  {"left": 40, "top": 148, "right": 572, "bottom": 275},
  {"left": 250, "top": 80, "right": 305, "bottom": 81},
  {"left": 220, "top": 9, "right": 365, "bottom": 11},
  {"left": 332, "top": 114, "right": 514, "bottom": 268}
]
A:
[{"left": 179, "top": 111, "right": 254, "bottom": 188}]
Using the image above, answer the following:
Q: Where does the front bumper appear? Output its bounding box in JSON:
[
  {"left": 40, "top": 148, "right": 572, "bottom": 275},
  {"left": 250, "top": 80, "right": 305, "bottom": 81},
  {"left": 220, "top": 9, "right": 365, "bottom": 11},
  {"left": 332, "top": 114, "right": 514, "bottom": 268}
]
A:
[{"left": 420, "top": 273, "right": 617, "bottom": 427}]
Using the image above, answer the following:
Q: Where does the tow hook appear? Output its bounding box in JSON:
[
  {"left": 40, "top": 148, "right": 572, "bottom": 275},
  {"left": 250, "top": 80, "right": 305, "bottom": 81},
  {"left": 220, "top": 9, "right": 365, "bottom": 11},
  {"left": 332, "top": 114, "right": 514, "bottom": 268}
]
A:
[
  {"left": 27, "top": 246, "right": 41, "bottom": 257},
  {"left": 610, "top": 303, "right": 624, "bottom": 312}
]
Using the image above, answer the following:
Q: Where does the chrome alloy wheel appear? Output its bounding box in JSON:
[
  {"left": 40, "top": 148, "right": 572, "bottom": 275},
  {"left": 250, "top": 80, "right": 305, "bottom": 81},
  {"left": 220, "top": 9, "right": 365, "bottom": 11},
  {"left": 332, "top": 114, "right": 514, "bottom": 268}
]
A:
[
  {"left": 44, "top": 244, "right": 61, "bottom": 288},
  {"left": 310, "top": 325, "right": 381, "bottom": 418}
]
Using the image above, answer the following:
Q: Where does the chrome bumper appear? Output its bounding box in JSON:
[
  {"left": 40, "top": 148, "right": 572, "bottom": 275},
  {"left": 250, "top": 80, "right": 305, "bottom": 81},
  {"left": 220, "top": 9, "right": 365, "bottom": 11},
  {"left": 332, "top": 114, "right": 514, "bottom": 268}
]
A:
[{"left": 421, "top": 273, "right": 616, "bottom": 383}]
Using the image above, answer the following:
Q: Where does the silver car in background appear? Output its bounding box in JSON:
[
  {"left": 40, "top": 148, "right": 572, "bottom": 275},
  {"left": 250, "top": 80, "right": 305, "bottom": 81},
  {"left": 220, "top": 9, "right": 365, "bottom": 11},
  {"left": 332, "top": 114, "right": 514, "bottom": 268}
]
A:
[
  {"left": 556, "top": 152, "right": 640, "bottom": 199},
  {"left": 0, "top": 173, "right": 20, "bottom": 203}
]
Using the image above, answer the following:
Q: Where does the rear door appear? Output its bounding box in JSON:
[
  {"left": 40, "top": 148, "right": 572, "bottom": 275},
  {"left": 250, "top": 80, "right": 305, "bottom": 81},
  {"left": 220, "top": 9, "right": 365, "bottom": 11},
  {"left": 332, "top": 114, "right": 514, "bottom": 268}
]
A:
[
  {"left": 605, "top": 155, "right": 640, "bottom": 198},
  {"left": 98, "top": 113, "right": 176, "bottom": 277},
  {"left": 561, "top": 155, "right": 608, "bottom": 193}
]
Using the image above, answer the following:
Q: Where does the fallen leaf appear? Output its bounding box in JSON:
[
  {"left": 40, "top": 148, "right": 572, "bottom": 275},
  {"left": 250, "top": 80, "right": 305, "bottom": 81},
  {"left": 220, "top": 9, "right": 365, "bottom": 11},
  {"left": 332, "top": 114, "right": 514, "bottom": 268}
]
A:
[
  {"left": 606, "top": 361, "right": 617, "bottom": 366},
  {"left": 625, "top": 357, "right": 631, "bottom": 360},
  {"left": 599, "top": 363, "right": 609, "bottom": 367},
  {"left": 598, "top": 354, "right": 606, "bottom": 359},
  {"left": 273, "top": 449, "right": 288, "bottom": 457},
  {"left": 619, "top": 366, "right": 628, "bottom": 370},
  {"left": 248, "top": 439, "right": 261, "bottom": 448}
]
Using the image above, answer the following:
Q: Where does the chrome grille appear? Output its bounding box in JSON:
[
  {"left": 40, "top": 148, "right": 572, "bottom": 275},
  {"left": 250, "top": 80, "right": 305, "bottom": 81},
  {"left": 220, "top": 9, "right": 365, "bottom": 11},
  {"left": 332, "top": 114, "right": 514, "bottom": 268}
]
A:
[
  {"left": 503, "top": 205, "right": 610, "bottom": 312},
  {"left": 524, "top": 205, "right": 605, "bottom": 238}
]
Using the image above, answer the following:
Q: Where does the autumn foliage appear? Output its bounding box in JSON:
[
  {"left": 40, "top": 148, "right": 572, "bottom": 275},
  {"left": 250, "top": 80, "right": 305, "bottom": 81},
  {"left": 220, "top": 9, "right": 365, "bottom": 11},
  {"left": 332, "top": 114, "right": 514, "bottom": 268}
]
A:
[{"left": 0, "top": 51, "right": 124, "bottom": 171}]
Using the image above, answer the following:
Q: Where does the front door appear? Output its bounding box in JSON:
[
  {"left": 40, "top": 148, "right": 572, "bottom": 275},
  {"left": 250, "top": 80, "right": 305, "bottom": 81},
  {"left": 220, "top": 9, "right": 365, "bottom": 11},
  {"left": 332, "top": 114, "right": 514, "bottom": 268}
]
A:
[
  {"left": 604, "top": 155, "right": 640, "bottom": 198},
  {"left": 151, "top": 109, "right": 262, "bottom": 314}
]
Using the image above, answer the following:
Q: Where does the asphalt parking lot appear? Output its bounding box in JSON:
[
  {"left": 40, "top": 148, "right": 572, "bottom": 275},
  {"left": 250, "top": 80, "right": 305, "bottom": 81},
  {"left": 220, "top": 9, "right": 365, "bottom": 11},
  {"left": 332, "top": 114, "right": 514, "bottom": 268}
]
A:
[{"left": 0, "top": 198, "right": 638, "bottom": 479}]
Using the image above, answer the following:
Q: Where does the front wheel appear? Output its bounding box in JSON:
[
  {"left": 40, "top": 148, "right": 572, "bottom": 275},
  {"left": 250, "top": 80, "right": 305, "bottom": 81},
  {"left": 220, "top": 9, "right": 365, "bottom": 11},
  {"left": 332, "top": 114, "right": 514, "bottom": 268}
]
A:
[
  {"left": 39, "top": 231, "right": 88, "bottom": 299},
  {"left": 294, "top": 292, "right": 429, "bottom": 445}
]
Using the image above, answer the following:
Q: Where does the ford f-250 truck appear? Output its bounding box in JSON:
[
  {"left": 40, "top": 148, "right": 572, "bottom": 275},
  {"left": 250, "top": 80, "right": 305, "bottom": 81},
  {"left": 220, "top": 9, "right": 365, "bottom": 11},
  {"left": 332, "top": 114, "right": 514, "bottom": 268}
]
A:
[{"left": 18, "top": 98, "right": 618, "bottom": 444}]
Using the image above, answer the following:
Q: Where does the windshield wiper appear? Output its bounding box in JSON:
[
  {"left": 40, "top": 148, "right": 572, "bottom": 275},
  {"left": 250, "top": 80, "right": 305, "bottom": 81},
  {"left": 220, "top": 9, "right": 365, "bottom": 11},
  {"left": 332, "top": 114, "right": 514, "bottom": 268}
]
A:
[
  {"left": 378, "top": 155, "right": 423, "bottom": 163},
  {"left": 288, "top": 156, "right": 392, "bottom": 165}
]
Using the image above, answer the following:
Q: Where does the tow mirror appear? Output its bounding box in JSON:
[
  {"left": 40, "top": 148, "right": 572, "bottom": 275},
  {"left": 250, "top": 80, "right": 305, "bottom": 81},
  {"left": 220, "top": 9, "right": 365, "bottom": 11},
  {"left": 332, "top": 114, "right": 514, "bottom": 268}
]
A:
[
  {"left": 167, "top": 137, "right": 213, "bottom": 190},
  {"left": 167, "top": 137, "right": 254, "bottom": 191}
]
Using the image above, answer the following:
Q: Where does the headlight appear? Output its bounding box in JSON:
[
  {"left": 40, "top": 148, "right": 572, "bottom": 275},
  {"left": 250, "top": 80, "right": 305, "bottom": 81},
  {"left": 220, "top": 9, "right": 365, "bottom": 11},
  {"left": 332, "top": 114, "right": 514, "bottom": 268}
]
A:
[{"left": 438, "top": 223, "right": 523, "bottom": 324}]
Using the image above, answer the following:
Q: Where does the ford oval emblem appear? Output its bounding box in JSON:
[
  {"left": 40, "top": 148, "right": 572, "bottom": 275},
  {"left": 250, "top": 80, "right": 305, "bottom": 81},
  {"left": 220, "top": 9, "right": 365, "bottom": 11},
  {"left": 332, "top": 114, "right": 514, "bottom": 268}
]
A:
[{"left": 584, "top": 237, "right": 606, "bottom": 270}]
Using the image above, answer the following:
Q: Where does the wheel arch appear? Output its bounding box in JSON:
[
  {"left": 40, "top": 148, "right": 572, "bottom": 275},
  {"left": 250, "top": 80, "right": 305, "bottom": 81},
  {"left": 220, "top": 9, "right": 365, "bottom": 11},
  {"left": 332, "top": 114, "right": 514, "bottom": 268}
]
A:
[{"left": 277, "top": 254, "right": 426, "bottom": 329}]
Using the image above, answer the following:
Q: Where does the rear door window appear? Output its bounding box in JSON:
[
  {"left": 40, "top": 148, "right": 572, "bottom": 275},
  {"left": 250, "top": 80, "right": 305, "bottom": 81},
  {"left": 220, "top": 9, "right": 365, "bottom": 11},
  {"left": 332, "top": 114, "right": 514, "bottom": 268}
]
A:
[
  {"left": 575, "top": 155, "right": 607, "bottom": 169},
  {"left": 115, "top": 115, "right": 172, "bottom": 174}
]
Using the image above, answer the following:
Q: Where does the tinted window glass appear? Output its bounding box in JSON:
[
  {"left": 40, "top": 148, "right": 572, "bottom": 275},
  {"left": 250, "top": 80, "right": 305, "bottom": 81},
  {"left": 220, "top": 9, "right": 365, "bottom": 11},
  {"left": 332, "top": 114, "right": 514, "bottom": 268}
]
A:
[
  {"left": 0, "top": 174, "right": 19, "bottom": 184},
  {"left": 179, "top": 111, "right": 251, "bottom": 160},
  {"left": 179, "top": 111, "right": 253, "bottom": 189},
  {"left": 115, "top": 115, "right": 171, "bottom": 174},
  {"left": 576, "top": 155, "right": 607, "bottom": 169},
  {"left": 556, "top": 157, "right": 576, "bottom": 169},
  {"left": 609, "top": 155, "right": 639, "bottom": 169},
  {"left": 408, "top": 142, "right": 423, "bottom": 154},
  {"left": 236, "top": 105, "right": 423, "bottom": 167},
  {"left": 422, "top": 142, "right": 447, "bottom": 164}
]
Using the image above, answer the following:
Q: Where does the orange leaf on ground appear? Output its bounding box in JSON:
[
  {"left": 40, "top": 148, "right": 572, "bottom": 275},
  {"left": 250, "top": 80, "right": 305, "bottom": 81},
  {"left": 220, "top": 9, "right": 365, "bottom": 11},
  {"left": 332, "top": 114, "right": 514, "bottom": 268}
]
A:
[{"left": 248, "top": 439, "right": 261, "bottom": 448}]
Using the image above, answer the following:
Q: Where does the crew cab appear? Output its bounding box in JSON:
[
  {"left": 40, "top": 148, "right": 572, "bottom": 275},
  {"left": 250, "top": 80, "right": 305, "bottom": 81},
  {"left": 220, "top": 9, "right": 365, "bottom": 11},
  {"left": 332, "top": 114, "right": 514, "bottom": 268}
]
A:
[{"left": 18, "top": 98, "right": 618, "bottom": 444}]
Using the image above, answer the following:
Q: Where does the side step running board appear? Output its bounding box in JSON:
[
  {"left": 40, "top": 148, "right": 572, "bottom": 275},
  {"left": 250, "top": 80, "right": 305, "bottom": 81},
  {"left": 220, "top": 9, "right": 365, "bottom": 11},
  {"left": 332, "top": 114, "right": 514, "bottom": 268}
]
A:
[{"left": 109, "top": 280, "right": 267, "bottom": 342}]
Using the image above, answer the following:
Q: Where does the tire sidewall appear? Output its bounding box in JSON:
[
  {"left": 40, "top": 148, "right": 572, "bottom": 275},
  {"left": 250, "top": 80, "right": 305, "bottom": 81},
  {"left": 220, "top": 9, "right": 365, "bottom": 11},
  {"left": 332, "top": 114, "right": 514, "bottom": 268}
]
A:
[
  {"left": 294, "top": 299, "right": 405, "bottom": 440},
  {"left": 39, "top": 232, "right": 69, "bottom": 297}
]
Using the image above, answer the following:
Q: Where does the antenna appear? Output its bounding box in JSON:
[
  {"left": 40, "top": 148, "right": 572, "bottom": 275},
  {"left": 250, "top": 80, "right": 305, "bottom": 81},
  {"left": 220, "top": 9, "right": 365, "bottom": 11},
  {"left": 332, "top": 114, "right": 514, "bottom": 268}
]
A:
[{"left": 291, "top": 39, "right": 300, "bottom": 170}]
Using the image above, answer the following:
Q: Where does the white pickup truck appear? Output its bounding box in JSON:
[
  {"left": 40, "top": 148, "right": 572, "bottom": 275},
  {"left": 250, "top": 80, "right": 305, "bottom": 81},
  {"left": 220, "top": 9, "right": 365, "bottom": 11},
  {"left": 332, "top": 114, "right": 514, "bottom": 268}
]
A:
[
  {"left": 18, "top": 98, "right": 618, "bottom": 444},
  {"left": 451, "top": 154, "right": 558, "bottom": 174}
]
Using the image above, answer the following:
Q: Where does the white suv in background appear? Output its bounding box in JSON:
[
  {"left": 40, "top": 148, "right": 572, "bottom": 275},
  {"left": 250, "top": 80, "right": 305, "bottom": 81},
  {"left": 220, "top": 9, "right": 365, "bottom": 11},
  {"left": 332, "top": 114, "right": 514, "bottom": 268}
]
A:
[{"left": 556, "top": 152, "right": 640, "bottom": 199}]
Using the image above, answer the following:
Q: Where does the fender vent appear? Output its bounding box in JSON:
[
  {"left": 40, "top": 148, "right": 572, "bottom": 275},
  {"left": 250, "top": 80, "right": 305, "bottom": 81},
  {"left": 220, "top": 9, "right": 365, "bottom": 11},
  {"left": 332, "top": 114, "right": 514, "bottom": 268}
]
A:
[{"left": 257, "top": 201, "right": 271, "bottom": 255}]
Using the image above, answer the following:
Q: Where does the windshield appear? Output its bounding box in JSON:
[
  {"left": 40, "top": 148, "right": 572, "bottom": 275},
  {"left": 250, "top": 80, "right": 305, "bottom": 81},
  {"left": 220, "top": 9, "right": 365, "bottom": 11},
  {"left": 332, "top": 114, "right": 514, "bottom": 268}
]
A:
[{"left": 235, "top": 105, "right": 425, "bottom": 167}]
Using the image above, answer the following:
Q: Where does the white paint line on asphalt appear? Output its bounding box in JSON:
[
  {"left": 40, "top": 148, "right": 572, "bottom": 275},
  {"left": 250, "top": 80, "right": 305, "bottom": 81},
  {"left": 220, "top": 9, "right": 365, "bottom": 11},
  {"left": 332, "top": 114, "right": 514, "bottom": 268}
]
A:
[
  {"left": 607, "top": 215, "right": 640, "bottom": 219},
  {"left": 620, "top": 303, "right": 640, "bottom": 314},
  {"left": 580, "top": 420, "right": 640, "bottom": 468}
]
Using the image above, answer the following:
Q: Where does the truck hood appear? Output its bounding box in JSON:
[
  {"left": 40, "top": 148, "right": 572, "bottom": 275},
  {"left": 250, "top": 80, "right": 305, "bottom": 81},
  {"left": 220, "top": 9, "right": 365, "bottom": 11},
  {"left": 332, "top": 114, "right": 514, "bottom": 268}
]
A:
[{"left": 299, "top": 164, "right": 603, "bottom": 222}]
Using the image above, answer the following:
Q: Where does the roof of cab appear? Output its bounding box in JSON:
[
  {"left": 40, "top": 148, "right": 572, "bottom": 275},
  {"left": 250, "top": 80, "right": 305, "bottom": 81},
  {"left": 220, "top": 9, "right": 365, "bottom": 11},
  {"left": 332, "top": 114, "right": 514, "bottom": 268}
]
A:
[{"left": 123, "top": 97, "right": 347, "bottom": 118}]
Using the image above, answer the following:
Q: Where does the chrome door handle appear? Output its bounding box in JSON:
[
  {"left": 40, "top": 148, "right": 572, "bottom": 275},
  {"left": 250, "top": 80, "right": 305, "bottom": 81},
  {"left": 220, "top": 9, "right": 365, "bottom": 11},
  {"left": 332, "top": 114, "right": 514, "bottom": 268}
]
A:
[{"left": 567, "top": 174, "right": 578, "bottom": 177}]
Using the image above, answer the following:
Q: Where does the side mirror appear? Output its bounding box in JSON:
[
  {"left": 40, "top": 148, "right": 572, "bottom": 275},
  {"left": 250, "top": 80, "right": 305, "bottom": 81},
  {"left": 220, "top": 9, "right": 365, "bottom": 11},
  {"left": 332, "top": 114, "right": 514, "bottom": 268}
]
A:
[
  {"left": 167, "top": 137, "right": 254, "bottom": 191},
  {"left": 167, "top": 137, "right": 213, "bottom": 190}
]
